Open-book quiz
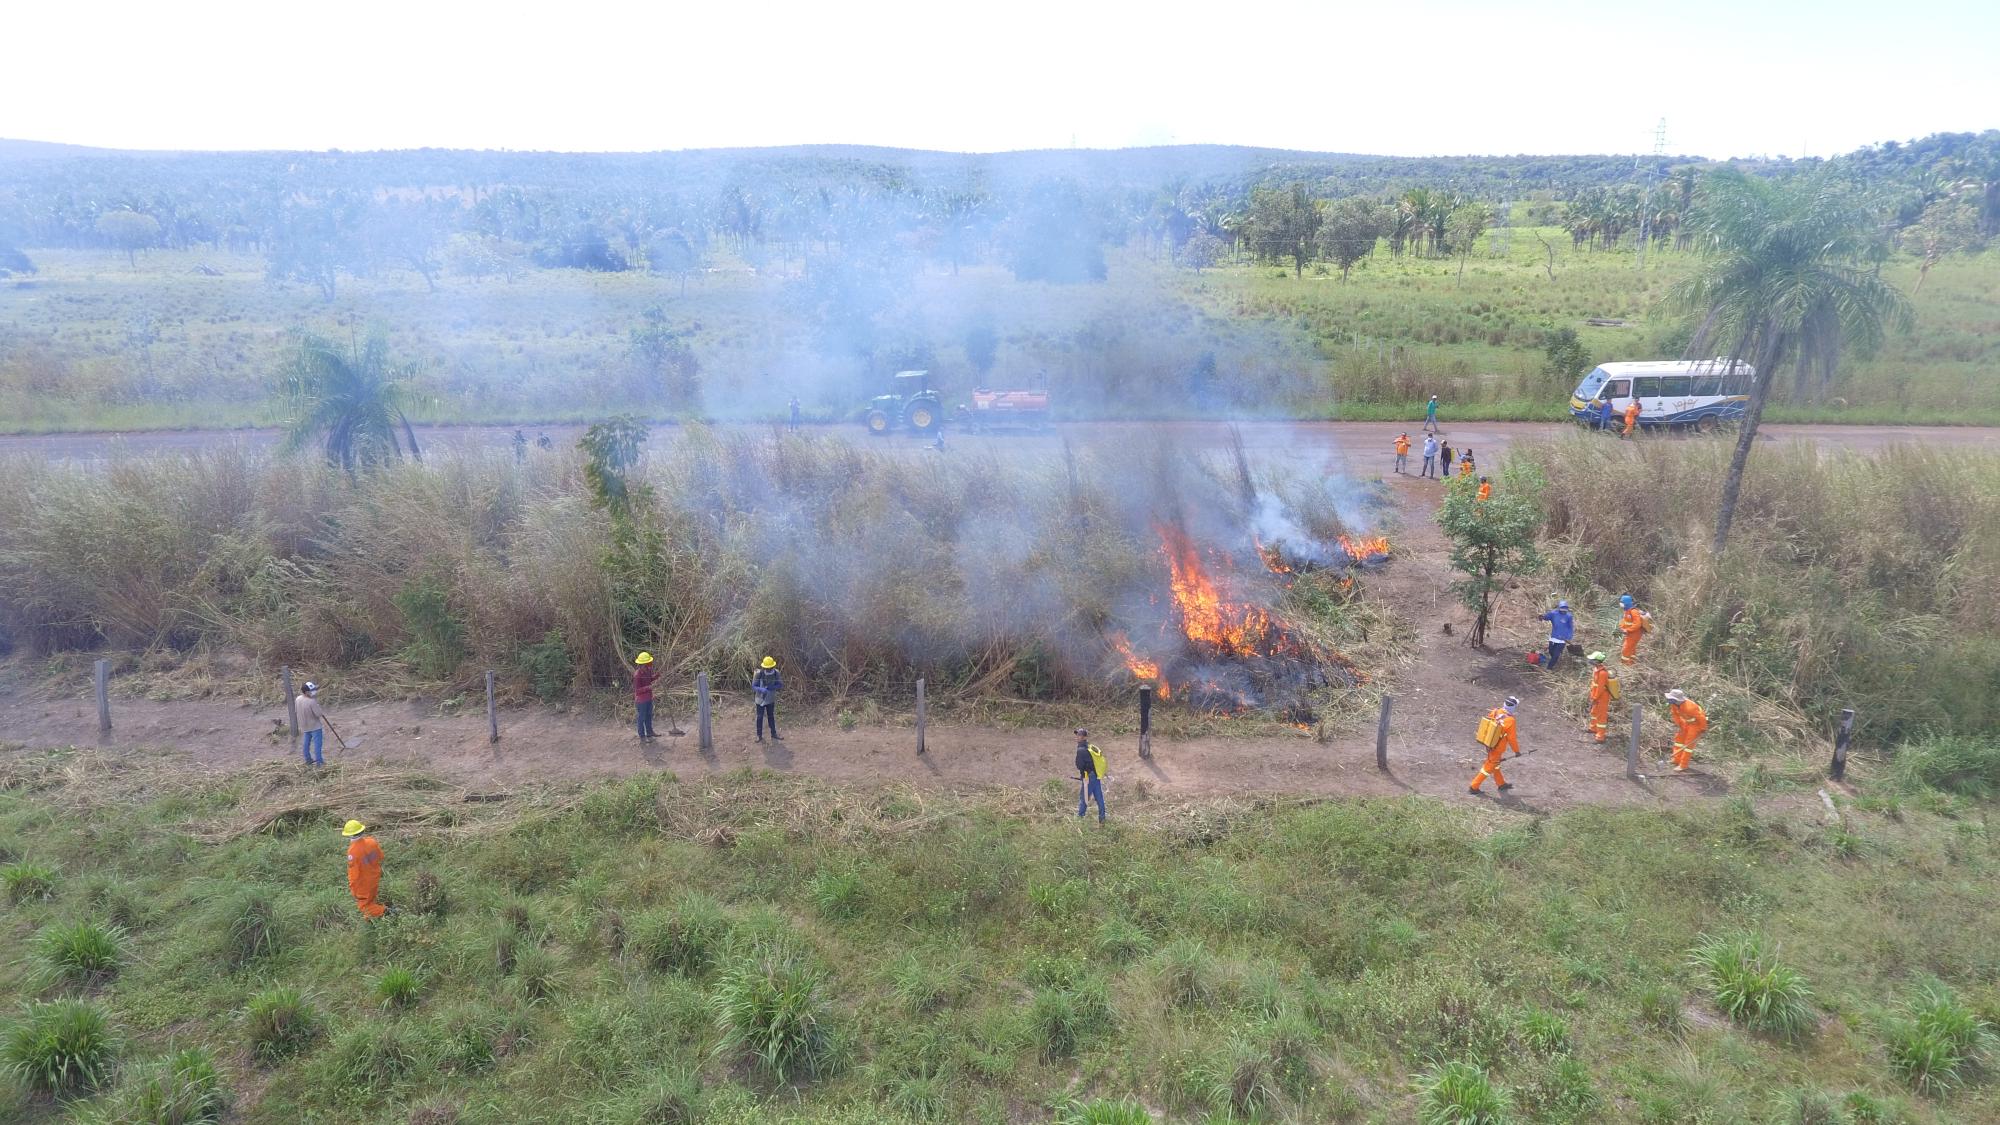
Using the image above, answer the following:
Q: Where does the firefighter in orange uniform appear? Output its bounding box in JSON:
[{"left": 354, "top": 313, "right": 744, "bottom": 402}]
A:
[
  {"left": 343, "top": 819, "right": 387, "bottom": 919},
  {"left": 1623, "top": 397, "right": 1642, "bottom": 437},
  {"left": 1584, "top": 652, "right": 1612, "bottom": 742},
  {"left": 1617, "top": 594, "right": 1649, "bottom": 666},
  {"left": 1469, "top": 696, "right": 1521, "bottom": 794},
  {"left": 1665, "top": 689, "right": 1708, "bottom": 772},
  {"left": 1476, "top": 476, "right": 1492, "bottom": 501}
]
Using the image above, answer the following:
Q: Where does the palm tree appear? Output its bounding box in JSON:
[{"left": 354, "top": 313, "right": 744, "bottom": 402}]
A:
[
  {"left": 1671, "top": 168, "right": 1911, "bottom": 552},
  {"left": 280, "top": 331, "right": 426, "bottom": 472}
]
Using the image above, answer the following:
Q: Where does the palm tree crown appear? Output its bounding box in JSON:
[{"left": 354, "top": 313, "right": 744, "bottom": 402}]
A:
[{"left": 280, "top": 331, "right": 426, "bottom": 472}]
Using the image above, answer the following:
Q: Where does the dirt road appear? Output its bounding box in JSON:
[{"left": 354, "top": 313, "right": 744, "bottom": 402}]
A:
[
  {"left": 0, "top": 471, "right": 1735, "bottom": 813},
  {"left": 2, "top": 419, "right": 1995, "bottom": 466}
]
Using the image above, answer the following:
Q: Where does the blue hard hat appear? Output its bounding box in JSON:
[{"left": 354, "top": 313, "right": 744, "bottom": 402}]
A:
[{"left": 1620, "top": 595, "right": 1634, "bottom": 608}]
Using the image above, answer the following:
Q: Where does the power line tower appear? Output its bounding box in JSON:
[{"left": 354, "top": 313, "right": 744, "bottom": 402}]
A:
[{"left": 1635, "top": 118, "right": 1667, "bottom": 270}]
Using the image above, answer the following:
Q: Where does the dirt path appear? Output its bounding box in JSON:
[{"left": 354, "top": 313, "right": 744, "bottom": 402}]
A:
[
  {"left": 0, "top": 473, "right": 1723, "bottom": 814},
  {"left": 2, "top": 419, "right": 1995, "bottom": 465}
]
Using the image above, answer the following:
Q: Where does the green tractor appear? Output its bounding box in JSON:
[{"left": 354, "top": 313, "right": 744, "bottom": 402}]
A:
[{"left": 862, "top": 370, "right": 944, "bottom": 436}]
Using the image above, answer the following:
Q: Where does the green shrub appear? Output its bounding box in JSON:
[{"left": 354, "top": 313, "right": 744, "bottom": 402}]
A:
[
  {"left": 2, "top": 998, "right": 119, "bottom": 1093},
  {"left": 1155, "top": 937, "right": 1218, "bottom": 1012},
  {"left": 889, "top": 951, "right": 974, "bottom": 1013},
  {"left": 1883, "top": 981, "right": 1993, "bottom": 1094},
  {"left": 628, "top": 893, "right": 731, "bottom": 976},
  {"left": 883, "top": 1069, "right": 953, "bottom": 1121},
  {"left": 712, "top": 954, "right": 842, "bottom": 1081},
  {"left": 1637, "top": 984, "right": 1684, "bottom": 1033},
  {"left": 376, "top": 966, "right": 424, "bottom": 1010},
  {"left": 1519, "top": 1008, "right": 1571, "bottom": 1056},
  {"left": 1092, "top": 916, "right": 1152, "bottom": 963},
  {"left": 1780, "top": 1087, "right": 1848, "bottom": 1125},
  {"left": 244, "top": 987, "right": 322, "bottom": 1062},
  {"left": 1842, "top": 1090, "right": 1909, "bottom": 1123},
  {"left": 1891, "top": 735, "right": 2000, "bottom": 798},
  {"left": 215, "top": 888, "right": 284, "bottom": 967},
  {"left": 807, "top": 869, "right": 863, "bottom": 919},
  {"left": 318, "top": 1022, "right": 425, "bottom": 1096},
  {"left": 1197, "top": 1033, "right": 1283, "bottom": 1117},
  {"left": 1416, "top": 1060, "right": 1511, "bottom": 1125},
  {"left": 394, "top": 573, "right": 465, "bottom": 679},
  {"left": 519, "top": 628, "right": 574, "bottom": 702},
  {"left": 510, "top": 944, "right": 563, "bottom": 1002},
  {"left": 1517, "top": 1056, "right": 1599, "bottom": 1123},
  {"left": 2, "top": 859, "right": 59, "bottom": 902},
  {"left": 1027, "top": 980, "right": 1113, "bottom": 1061},
  {"left": 96, "top": 1046, "right": 229, "bottom": 1124},
  {"left": 1689, "top": 933, "right": 1815, "bottom": 1038},
  {"left": 35, "top": 919, "right": 125, "bottom": 985}
]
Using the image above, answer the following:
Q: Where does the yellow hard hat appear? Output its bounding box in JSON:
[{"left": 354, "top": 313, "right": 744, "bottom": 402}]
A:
[
  {"left": 760, "top": 656, "right": 777, "bottom": 669},
  {"left": 634, "top": 652, "right": 654, "bottom": 665},
  {"left": 342, "top": 819, "right": 367, "bottom": 837}
]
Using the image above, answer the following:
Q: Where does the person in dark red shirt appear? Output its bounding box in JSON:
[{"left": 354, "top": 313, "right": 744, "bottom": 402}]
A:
[{"left": 632, "top": 652, "right": 659, "bottom": 742}]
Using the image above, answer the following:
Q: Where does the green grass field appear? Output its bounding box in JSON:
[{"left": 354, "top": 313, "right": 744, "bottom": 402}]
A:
[
  {"left": 2, "top": 750, "right": 1996, "bottom": 1124},
  {"left": 4, "top": 229, "right": 1996, "bottom": 433}
]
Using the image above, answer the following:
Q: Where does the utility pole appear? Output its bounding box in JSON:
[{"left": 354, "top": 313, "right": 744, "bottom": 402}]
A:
[{"left": 1635, "top": 117, "right": 1666, "bottom": 271}]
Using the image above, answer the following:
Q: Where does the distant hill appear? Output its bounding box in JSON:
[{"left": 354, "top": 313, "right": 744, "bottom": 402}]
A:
[{"left": 0, "top": 138, "right": 137, "bottom": 162}]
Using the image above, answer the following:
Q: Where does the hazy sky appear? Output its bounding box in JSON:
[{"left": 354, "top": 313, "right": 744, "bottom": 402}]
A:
[{"left": 5, "top": 0, "right": 1995, "bottom": 158}]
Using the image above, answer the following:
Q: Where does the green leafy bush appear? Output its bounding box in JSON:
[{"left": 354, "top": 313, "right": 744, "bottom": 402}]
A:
[
  {"left": 712, "top": 954, "right": 842, "bottom": 1081},
  {"left": 244, "top": 987, "right": 322, "bottom": 1062},
  {"left": 2, "top": 998, "right": 119, "bottom": 1093},
  {"left": 394, "top": 573, "right": 466, "bottom": 680},
  {"left": 518, "top": 628, "right": 573, "bottom": 702},
  {"left": 1690, "top": 933, "right": 1815, "bottom": 1038},
  {"left": 1416, "top": 1059, "right": 1511, "bottom": 1125},
  {"left": 35, "top": 919, "right": 125, "bottom": 985}
]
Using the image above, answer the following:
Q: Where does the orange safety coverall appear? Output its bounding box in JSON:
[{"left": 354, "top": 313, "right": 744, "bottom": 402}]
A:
[
  {"left": 1459, "top": 458, "right": 1475, "bottom": 477},
  {"left": 1477, "top": 480, "right": 1492, "bottom": 501},
  {"left": 346, "top": 835, "right": 386, "bottom": 918},
  {"left": 1670, "top": 699, "right": 1708, "bottom": 771},
  {"left": 1619, "top": 608, "right": 1647, "bottom": 665},
  {"left": 1469, "top": 708, "right": 1519, "bottom": 791},
  {"left": 1586, "top": 666, "right": 1611, "bottom": 741},
  {"left": 1623, "top": 400, "right": 1641, "bottom": 436}
]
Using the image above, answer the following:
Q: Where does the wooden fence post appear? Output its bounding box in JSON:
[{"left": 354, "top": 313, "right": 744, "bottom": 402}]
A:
[
  {"left": 1138, "top": 685, "right": 1153, "bottom": 760},
  {"left": 282, "top": 664, "right": 298, "bottom": 738},
  {"left": 1375, "top": 695, "right": 1392, "bottom": 771},
  {"left": 1830, "top": 707, "right": 1855, "bottom": 781},
  {"left": 696, "top": 672, "right": 713, "bottom": 751},
  {"left": 1627, "top": 704, "right": 1642, "bottom": 779},
  {"left": 915, "top": 678, "right": 927, "bottom": 755},
  {"left": 95, "top": 659, "right": 111, "bottom": 734},
  {"left": 486, "top": 670, "right": 499, "bottom": 744}
]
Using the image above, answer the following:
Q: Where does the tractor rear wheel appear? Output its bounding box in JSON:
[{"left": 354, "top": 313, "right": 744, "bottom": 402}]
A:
[
  {"left": 865, "top": 410, "right": 892, "bottom": 435},
  {"left": 905, "top": 402, "right": 939, "bottom": 433}
]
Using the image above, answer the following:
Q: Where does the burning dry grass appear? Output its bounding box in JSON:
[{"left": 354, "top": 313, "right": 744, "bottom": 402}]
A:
[{"left": 0, "top": 429, "right": 1393, "bottom": 721}]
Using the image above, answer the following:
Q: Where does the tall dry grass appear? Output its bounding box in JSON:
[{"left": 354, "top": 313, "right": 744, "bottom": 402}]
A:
[
  {"left": 1524, "top": 433, "right": 2000, "bottom": 742},
  {"left": 2, "top": 429, "right": 1351, "bottom": 703}
]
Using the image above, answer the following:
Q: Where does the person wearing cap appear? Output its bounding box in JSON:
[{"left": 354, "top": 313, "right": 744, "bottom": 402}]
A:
[
  {"left": 342, "top": 819, "right": 387, "bottom": 919},
  {"left": 1538, "top": 600, "right": 1576, "bottom": 670},
  {"left": 1469, "top": 697, "right": 1521, "bottom": 794},
  {"left": 1617, "top": 594, "right": 1650, "bottom": 666},
  {"left": 1623, "top": 396, "right": 1642, "bottom": 438},
  {"left": 631, "top": 652, "right": 659, "bottom": 743},
  {"left": 1665, "top": 690, "right": 1708, "bottom": 772},
  {"left": 752, "top": 656, "right": 784, "bottom": 742},
  {"left": 1074, "top": 728, "right": 1108, "bottom": 824},
  {"left": 1583, "top": 652, "right": 1612, "bottom": 742},
  {"left": 295, "top": 681, "right": 330, "bottom": 766},
  {"left": 1423, "top": 393, "right": 1440, "bottom": 434},
  {"left": 1393, "top": 433, "right": 1411, "bottom": 474},
  {"left": 1421, "top": 434, "right": 1439, "bottom": 479}
]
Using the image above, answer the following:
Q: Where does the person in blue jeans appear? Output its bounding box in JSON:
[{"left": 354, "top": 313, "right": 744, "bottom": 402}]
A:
[
  {"left": 295, "top": 681, "right": 330, "bottom": 765},
  {"left": 1423, "top": 394, "right": 1440, "bottom": 433},
  {"left": 1074, "top": 728, "right": 1107, "bottom": 823},
  {"left": 1539, "top": 600, "right": 1576, "bottom": 670}
]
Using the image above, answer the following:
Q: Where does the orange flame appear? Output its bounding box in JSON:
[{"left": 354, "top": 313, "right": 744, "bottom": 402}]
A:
[
  {"left": 1107, "top": 632, "right": 1170, "bottom": 700},
  {"left": 1157, "top": 522, "right": 1274, "bottom": 658},
  {"left": 1253, "top": 535, "right": 1295, "bottom": 575},
  {"left": 1339, "top": 534, "right": 1392, "bottom": 564}
]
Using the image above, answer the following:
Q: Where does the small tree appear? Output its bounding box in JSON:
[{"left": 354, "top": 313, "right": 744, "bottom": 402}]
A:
[
  {"left": 1446, "top": 202, "right": 1493, "bottom": 282},
  {"left": 1181, "top": 231, "right": 1225, "bottom": 273},
  {"left": 628, "top": 307, "right": 703, "bottom": 412},
  {"left": 1438, "top": 463, "right": 1543, "bottom": 648},
  {"left": 647, "top": 228, "right": 701, "bottom": 296},
  {"left": 1246, "top": 183, "right": 1323, "bottom": 278},
  {"left": 1315, "top": 197, "right": 1386, "bottom": 281},
  {"left": 95, "top": 210, "right": 160, "bottom": 267},
  {"left": 1541, "top": 326, "right": 1592, "bottom": 384}
]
